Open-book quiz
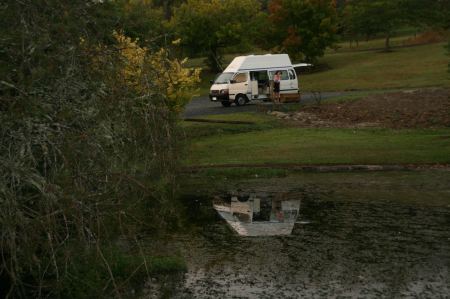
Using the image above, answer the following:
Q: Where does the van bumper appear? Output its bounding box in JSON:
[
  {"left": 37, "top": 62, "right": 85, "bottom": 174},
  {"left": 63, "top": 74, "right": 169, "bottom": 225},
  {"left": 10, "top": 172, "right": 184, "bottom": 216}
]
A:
[{"left": 209, "top": 94, "right": 230, "bottom": 102}]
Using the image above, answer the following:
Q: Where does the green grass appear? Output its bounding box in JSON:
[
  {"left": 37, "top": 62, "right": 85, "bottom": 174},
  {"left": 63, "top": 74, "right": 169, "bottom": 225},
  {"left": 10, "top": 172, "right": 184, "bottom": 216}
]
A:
[
  {"left": 197, "top": 168, "right": 289, "bottom": 179},
  {"left": 187, "top": 126, "right": 450, "bottom": 166},
  {"left": 301, "top": 43, "right": 450, "bottom": 91},
  {"left": 181, "top": 112, "right": 281, "bottom": 139},
  {"left": 199, "top": 112, "right": 275, "bottom": 122}
]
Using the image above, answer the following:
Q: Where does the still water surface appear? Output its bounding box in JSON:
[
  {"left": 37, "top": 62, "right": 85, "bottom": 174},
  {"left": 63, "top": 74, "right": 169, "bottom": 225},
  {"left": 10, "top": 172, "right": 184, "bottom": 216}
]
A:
[{"left": 147, "top": 173, "right": 450, "bottom": 298}]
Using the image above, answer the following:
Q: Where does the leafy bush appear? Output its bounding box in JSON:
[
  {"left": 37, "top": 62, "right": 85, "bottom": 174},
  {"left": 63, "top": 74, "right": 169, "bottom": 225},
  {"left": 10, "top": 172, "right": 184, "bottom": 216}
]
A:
[{"left": 0, "top": 1, "right": 198, "bottom": 297}]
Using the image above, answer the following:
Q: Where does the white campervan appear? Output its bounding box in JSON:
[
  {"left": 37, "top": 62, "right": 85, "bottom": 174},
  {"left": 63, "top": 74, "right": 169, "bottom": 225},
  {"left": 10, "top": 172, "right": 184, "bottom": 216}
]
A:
[{"left": 209, "top": 54, "right": 307, "bottom": 107}]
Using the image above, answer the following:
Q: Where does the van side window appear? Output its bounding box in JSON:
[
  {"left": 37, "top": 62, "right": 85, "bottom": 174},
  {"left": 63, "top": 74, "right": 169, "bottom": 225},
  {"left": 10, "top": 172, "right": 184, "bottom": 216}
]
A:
[
  {"left": 269, "top": 70, "right": 289, "bottom": 80},
  {"left": 234, "top": 72, "right": 247, "bottom": 83},
  {"left": 288, "top": 69, "right": 296, "bottom": 80}
]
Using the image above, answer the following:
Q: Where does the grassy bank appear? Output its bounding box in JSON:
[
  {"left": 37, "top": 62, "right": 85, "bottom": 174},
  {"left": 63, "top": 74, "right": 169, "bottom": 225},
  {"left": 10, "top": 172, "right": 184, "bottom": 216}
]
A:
[
  {"left": 330, "top": 31, "right": 439, "bottom": 52},
  {"left": 184, "top": 113, "right": 450, "bottom": 167},
  {"left": 300, "top": 42, "right": 449, "bottom": 91}
]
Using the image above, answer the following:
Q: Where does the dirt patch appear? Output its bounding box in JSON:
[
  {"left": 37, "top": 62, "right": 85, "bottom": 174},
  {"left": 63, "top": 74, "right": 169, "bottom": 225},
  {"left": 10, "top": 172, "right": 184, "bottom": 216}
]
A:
[
  {"left": 185, "top": 163, "right": 450, "bottom": 172},
  {"left": 293, "top": 88, "right": 450, "bottom": 128},
  {"left": 403, "top": 30, "right": 449, "bottom": 46}
]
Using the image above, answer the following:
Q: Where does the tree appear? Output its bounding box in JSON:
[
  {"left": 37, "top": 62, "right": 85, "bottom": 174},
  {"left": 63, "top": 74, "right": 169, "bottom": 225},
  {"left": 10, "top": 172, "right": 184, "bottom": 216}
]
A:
[
  {"left": 171, "top": 0, "right": 261, "bottom": 72},
  {"left": 342, "top": 0, "right": 404, "bottom": 51},
  {"left": 94, "top": 0, "right": 168, "bottom": 49},
  {"left": 268, "top": 0, "right": 338, "bottom": 62},
  {"left": 401, "top": 0, "right": 450, "bottom": 30},
  {"left": 342, "top": 2, "right": 376, "bottom": 46},
  {"left": 153, "top": 0, "right": 184, "bottom": 19}
]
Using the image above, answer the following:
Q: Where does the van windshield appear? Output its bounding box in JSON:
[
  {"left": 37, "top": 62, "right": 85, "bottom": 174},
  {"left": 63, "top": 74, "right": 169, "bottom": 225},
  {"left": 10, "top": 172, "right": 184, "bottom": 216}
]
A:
[{"left": 214, "top": 72, "right": 234, "bottom": 84}]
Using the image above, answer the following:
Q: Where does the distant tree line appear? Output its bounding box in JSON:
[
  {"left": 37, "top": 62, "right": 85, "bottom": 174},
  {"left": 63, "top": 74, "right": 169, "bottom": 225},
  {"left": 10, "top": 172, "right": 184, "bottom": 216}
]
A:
[
  {"left": 153, "top": 0, "right": 448, "bottom": 71},
  {"left": 341, "top": 0, "right": 449, "bottom": 51},
  {"left": 82, "top": 0, "right": 448, "bottom": 72}
]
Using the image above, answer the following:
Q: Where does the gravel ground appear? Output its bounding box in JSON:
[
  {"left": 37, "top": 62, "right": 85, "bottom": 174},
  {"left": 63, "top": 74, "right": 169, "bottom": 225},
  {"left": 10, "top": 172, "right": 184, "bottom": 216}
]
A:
[
  {"left": 299, "top": 88, "right": 450, "bottom": 128},
  {"left": 183, "top": 92, "right": 349, "bottom": 118}
]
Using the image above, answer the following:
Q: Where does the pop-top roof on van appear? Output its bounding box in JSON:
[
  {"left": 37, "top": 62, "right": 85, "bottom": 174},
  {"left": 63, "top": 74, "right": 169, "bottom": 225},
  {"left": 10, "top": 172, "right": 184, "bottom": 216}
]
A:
[{"left": 223, "top": 54, "right": 292, "bottom": 73}]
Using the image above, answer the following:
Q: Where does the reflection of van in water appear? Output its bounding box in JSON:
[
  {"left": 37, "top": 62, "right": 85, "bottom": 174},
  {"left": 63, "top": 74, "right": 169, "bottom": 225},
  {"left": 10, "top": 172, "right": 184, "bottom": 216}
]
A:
[
  {"left": 213, "top": 194, "right": 301, "bottom": 236},
  {"left": 209, "top": 54, "right": 309, "bottom": 107}
]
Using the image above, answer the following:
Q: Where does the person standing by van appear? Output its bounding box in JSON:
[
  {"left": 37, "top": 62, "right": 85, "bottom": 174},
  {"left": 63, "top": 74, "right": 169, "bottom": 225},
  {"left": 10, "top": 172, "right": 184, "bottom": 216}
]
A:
[{"left": 273, "top": 71, "right": 281, "bottom": 103}]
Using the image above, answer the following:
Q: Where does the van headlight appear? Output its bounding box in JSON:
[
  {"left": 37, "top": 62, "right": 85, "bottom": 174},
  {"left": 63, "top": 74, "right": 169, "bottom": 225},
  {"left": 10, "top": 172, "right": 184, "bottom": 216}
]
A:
[{"left": 220, "top": 89, "right": 228, "bottom": 94}]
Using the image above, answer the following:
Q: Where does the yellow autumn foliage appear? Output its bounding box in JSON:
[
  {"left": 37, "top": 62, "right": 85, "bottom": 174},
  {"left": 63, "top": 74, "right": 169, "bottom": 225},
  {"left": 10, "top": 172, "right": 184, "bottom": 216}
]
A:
[{"left": 113, "top": 31, "right": 201, "bottom": 113}]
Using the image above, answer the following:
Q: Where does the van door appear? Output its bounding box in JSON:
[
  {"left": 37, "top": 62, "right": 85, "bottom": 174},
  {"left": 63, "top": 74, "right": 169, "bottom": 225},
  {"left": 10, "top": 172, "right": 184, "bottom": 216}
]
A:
[
  {"left": 288, "top": 68, "right": 298, "bottom": 92},
  {"left": 278, "top": 70, "right": 290, "bottom": 94},
  {"left": 228, "top": 72, "right": 249, "bottom": 100},
  {"left": 250, "top": 72, "right": 259, "bottom": 99},
  {"left": 250, "top": 71, "right": 270, "bottom": 99}
]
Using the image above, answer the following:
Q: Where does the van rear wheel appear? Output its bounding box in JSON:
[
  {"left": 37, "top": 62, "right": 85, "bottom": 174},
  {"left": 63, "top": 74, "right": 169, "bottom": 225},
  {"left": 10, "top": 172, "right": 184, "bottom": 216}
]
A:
[
  {"left": 221, "top": 101, "right": 231, "bottom": 107},
  {"left": 235, "top": 95, "right": 247, "bottom": 106}
]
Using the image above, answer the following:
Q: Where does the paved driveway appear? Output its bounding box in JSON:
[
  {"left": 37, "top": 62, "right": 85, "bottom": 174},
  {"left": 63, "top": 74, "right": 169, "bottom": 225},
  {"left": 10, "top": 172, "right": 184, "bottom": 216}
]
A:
[{"left": 183, "top": 91, "right": 349, "bottom": 118}]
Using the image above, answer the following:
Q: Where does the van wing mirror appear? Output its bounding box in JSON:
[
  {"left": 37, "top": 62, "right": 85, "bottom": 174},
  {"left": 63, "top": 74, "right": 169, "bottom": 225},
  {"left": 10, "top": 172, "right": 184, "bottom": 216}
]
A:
[
  {"left": 209, "top": 80, "right": 214, "bottom": 84},
  {"left": 229, "top": 80, "right": 236, "bottom": 84}
]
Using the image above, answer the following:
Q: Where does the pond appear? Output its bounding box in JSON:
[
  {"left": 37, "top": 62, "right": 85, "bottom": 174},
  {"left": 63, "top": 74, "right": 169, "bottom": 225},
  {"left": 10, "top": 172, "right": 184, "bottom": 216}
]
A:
[{"left": 145, "top": 172, "right": 450, "bottom": 298}]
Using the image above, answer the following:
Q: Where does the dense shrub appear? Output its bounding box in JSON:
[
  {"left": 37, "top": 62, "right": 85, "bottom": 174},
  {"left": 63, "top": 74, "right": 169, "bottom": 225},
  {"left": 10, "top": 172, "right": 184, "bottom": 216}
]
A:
[{"left": 0, "top": 1, "right": 198, "bottom": 297}]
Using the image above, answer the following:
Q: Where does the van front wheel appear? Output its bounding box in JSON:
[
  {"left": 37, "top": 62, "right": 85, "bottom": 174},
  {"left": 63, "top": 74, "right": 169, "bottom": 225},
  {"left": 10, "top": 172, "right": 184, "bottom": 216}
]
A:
[{"left": 235, "top": 95, "right": 247, "bottom": 106}]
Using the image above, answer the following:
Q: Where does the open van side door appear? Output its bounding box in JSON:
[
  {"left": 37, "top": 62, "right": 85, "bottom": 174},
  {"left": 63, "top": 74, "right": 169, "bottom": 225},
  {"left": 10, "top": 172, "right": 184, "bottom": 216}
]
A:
[{"left": 287, "top": 68, "right": 298, "bottom": 92}]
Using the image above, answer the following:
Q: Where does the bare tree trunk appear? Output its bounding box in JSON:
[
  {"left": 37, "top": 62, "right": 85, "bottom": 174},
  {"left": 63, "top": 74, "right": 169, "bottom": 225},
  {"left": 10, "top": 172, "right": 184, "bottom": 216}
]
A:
[
  {"left": 207, "top": 47, "right": 223, "bottom": 73},
  {"left": 163, "top": 0, "right": 170, "bottom": 20},
  {"left": 385, "top": 33, "right": 391, "bottom": 51}
]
